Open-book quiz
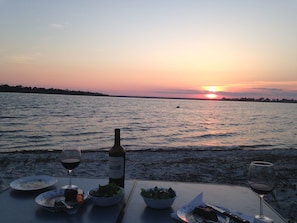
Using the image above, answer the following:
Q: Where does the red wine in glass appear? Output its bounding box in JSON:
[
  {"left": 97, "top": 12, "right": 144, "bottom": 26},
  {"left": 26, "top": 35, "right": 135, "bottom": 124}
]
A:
[
  {"left": 248, "top": 161, "right": 275, "bottom": 223},
  {"left": 60, "top": 148, "right": 81, "bottom": 189},
  {"left": 249, "top": 183, "right": 274, "bottom": 195},
  {"left": 61, "top": 158, "right": 81, "bottom": 170}
]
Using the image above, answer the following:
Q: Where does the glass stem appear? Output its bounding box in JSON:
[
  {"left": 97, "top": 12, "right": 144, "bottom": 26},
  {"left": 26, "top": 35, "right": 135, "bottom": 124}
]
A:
[
  {"left": 68, "top": 170, "right": 72, "bottom": 186},
  {"left": 259, "top": 194, "right": 264, "bottom": 217}
]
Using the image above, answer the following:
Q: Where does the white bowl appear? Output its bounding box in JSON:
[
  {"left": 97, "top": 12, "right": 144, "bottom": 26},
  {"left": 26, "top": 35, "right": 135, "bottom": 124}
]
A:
[
  {"left": 142, "top": 196, "right": 176, "bottom": 209},
  {"left": 141, "top": 188, "right": 176, "bottom": 209},
  {"left": 88, "top": 187, "right": 124, "bottom": 207}
]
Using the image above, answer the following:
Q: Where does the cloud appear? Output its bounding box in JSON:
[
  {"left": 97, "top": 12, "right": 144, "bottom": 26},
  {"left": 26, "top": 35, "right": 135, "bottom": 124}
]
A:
[
  {"left": 50, "top": 23, "right": 66, "bottom": 29},
  {"left": 154, "top": 89, "right": 203, "bottom": 95},
  {"left": 6, "top": 53, "right": 41, "bottom": 64},
  {"left": 220, "top": 88, "right": 297, "bottom": 99},
  {"left": 252, "top": 88, "right": 283, "bottom": 92}
]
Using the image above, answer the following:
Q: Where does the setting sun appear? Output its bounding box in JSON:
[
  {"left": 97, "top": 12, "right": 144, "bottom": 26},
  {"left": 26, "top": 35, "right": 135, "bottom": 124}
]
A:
[
  {"left": 205, "top": 93, "right": 218, "bottom": 99},
  {"left": 203, "top": 86, "right": 220, "bottom": 99}
]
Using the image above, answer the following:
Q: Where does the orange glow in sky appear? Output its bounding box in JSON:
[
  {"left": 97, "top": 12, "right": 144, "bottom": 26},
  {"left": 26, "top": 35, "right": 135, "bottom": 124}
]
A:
[{"left": 1, "top": 1, "right": 297, "bottom": 99}]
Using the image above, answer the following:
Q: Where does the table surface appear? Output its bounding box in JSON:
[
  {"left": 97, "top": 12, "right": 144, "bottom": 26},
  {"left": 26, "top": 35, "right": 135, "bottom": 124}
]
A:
[
  {"left": 0, "top": 177, "right": 134, "bottom": 223},
  {"left": 122, "top": 180, "right": 287, "bottom": 223},
  {"left": 0, "top": 177, "right": 287, "bottom": 223}
]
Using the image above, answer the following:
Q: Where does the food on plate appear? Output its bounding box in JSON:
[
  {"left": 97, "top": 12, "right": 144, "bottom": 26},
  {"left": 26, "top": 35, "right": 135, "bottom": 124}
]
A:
[
  {"left": 141, "top": 186, "right": 176, "bottom": 199},
  {"left": 193, "top": 206, "right": 218, "bottom": 222},
  {"left": 89, "top": 183, "right": 121, "bottom": 197},
  {"left": 64, "top": 189, "right": 78, "bottom": 201},
  {"left": 54, "top": 188, "right": 84, "bottom": 208},
  {"left": 76, "top": 193, "right": 84, "bottom": 204},
  {"left": 54, "top": 199, "right": 67, "bottom": 208},
  {"left": 20, "top": 179, "right": 48, "bottom": 190}
]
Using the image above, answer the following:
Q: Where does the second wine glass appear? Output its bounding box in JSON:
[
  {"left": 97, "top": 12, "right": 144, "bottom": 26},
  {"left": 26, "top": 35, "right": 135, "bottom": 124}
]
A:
[
  {"left": 248, "top": 161, "right": 275, "bottom": 223},
  {"left": 60, "top": 148, "right": 81, "bottom": 189}
]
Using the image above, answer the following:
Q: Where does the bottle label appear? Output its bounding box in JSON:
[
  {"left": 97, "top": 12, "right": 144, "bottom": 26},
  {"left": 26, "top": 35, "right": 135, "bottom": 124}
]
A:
[{"left": 109, "top": 156, "right": 124, "bottom": 178}]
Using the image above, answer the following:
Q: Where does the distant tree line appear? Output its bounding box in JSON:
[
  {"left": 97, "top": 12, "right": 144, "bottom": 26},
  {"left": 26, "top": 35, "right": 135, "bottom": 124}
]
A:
[
  {"left": 0, "top": 84, "right": 108, "bottom": 97},
  {"left": 222, "top": 97, "right": 297, "bottom": 103}
]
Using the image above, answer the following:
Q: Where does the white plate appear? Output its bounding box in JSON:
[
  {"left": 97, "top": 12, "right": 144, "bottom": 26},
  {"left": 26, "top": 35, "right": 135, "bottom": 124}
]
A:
[
  {"left": 35, "top": 189, "right": 66, "bottom": 212},
  {"left": 10, "top": 175, "right": 57, "bottom": 191},
  {"left": 35, "top": 189, "right": 87, "bottom": 213}
]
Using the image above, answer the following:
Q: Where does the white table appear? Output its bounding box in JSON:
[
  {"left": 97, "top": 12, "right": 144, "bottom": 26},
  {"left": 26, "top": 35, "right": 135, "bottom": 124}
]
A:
[{"left": 0, "top": 178, "right": 287, "bottom": 223}]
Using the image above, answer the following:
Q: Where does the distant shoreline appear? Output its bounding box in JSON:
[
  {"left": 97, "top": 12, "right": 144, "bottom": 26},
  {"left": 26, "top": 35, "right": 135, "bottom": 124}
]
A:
[
  {"left": 1, "top": 84, "right": 297, "bottom": 103},
  {"left": 0, "top": 84, "right": 108, "bottom": 97}
]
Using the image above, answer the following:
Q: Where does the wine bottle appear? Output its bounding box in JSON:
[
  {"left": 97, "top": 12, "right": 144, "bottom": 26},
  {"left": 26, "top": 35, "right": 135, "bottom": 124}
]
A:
[{"left": 109, "top": 128, "right": 126, "bottom": 188}]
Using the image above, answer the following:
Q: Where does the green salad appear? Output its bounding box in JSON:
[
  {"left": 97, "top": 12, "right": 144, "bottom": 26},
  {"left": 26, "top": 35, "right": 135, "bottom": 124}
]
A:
[
  {"left": 141, "top": 186, "right": 176, "bottom": 199},
  {"left": 89, "top": 183, "right": 121, "bottom": 197}
]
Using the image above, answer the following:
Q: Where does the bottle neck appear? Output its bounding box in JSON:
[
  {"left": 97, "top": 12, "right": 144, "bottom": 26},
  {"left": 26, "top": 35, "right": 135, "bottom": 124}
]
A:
[{"left": 114, "top": 129, "right": 121, "bottom": 146}]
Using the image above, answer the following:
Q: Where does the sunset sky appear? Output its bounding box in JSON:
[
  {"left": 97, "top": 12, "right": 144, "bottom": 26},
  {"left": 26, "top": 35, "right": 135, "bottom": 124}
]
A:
[{"left": 1, "top": 0, "right": 297, "bottom": 99}]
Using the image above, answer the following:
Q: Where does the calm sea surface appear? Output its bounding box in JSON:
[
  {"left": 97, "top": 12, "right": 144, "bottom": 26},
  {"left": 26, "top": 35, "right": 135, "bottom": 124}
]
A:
[{"left": 1, "top": 92, "right": 296, "bottom": 153}]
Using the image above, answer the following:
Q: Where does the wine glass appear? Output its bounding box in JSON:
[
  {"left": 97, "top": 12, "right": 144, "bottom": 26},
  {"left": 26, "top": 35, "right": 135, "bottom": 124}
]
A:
[
  {"left": 60, "top": 148, "right": 81, "bottom": 189},
  {"left": 248, "top": 161, "right": 276, "bottom": 223}
]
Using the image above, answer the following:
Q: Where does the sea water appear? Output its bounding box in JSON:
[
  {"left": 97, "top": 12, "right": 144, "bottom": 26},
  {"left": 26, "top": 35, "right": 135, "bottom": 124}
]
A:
[{"left": 1, "top": 92, "right": 296, "bottom": 152}]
